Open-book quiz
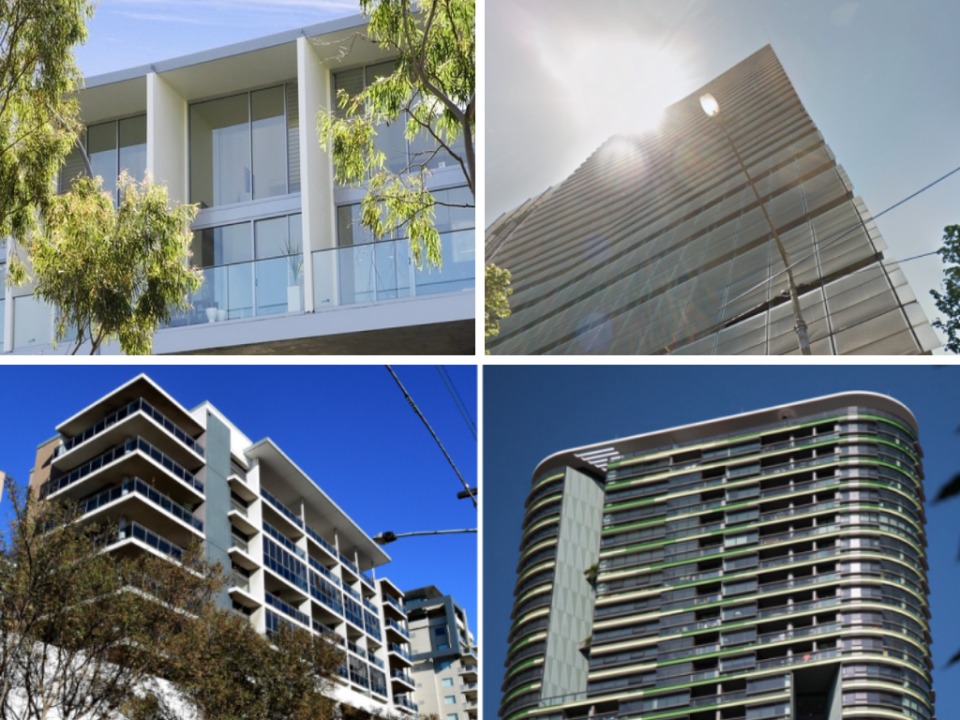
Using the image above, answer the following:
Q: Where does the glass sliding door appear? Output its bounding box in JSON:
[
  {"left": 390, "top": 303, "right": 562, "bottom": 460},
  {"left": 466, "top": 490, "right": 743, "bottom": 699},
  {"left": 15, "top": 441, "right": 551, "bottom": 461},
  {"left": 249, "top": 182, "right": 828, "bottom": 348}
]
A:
[
  {"left": 88, "top": 122, "right": 118, "bottom": 199},
  {"left": 251, "top": 87, "right": 287, "bottom": 200},
  {"left": 118, "top": 115, "right": 147, "bottom": 186},
  {"left": 190, "top": 94, "right": 251, "bottom": 208}
]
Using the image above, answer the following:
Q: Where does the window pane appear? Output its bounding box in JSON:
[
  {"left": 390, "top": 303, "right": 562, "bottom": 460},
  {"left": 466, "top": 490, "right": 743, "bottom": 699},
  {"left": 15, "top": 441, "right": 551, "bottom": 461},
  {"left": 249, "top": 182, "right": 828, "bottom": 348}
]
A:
[
  {"left": 434, "top": 186, "right": 474, "bottom": 232},
  {"left": 13, "top": 296, "right": 52, "bottom": 349},
  {"left": 255, "top": 217, "right": 288, "bottom": 260},
  {"left": 365, "top": 62, "right": 407, "bottom": 173},
  {"left": 190, "top": 94, "right": 250, "bottom": 208},
  {"left": 119, "top": 115, "right": 147, "bottom": 182},
  {"left": 251, "top": 86, "right": 286, "bottom": 200},
  {"left": 60, "top": 130, "right": 87, "bottom": 194},
  {"left": 192, "top": 223, "right": 252, "bottom": 268},
  {"left": 88, "top": 122, "right": 118, "bottom": 199},
  {"left": 441, "top": 678, "right": 454, "bottom": 687}
]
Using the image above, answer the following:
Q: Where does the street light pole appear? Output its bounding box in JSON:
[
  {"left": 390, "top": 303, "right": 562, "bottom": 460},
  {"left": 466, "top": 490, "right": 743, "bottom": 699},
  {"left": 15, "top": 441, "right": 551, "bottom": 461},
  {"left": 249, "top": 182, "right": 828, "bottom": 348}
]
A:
[
  {"left": 373, "top": 529, "right": 477, "bottom": 546},
  {"left": 700, "top": 93, "right": 812, "bottom": 355}
]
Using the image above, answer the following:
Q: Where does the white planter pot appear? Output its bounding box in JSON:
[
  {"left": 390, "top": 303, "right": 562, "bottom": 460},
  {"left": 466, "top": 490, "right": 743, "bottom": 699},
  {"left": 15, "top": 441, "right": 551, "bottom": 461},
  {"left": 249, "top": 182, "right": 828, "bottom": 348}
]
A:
[
  {"left": 205, "top": 307, "right": 217, "bottom": 323},
  {"left": 216, "top": 309, "right": 227, "bottom": 322},
  {"left": 287, "top": 285, "right": 302, "bottom": 312}
]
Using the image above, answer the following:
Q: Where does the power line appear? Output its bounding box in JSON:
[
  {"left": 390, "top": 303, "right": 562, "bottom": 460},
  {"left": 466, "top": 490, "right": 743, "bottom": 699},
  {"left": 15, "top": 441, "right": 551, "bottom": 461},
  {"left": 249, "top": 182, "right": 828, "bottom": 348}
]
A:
[
  {"left": 436, "top": 365, "right": 477, "bottom": 440},
  {"left": 385, "top": 366, "right": 477, "bottom": 509}
]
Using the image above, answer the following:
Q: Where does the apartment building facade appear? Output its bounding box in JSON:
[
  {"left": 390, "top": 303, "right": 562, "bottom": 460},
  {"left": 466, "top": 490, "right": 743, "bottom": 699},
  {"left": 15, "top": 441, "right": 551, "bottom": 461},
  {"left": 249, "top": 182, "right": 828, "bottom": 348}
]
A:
[
  {"left": 486, "top": 45, "right": 938, "bottom": 355},
  {"left": 405, "top": 586, "right": 479, "bottom": 720},
  {"left": 502, "top": 392, "right": 932, "bottom": 720},
  {"left": 29, "top": 374, "right": 418, "bottom": 716},
  {"left": 2, "top": 13, "right": 474, "bottom": 355}
]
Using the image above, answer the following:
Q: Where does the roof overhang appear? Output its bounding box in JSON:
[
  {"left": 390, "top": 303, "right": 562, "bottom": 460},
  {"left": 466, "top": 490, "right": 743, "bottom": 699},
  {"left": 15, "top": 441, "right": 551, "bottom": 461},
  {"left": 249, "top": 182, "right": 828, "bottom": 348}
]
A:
[
  {"left": 244, "top": 438, "right": 390, "bottom": 569},
  {"left": 56, "top": 374, "right": 204, "bottom": 438},
  {"left": 531, "top": 391, "right": 919, "bottom": 481}
]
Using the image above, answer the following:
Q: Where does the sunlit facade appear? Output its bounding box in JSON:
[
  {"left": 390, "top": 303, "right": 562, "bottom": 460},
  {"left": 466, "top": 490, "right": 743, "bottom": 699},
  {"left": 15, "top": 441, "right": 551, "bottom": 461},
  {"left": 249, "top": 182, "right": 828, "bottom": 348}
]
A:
[
  {"left": 3, "top": 15, "right": 474, "bottom": 355},
  {"left": 29, "top": 374, "right": 418, "bottom": 715},
  {"left": 502, "top": 392, "right": 933, "bottom": 720},
  {"left": 486, "top": 46, "right": 938, "bottom": 355}
]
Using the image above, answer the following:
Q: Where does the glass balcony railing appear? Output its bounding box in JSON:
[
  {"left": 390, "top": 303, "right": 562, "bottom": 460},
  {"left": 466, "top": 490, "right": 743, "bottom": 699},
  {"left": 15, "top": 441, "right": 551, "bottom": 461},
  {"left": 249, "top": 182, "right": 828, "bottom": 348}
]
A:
[
  {"left": 42, "top": 436, "right": 204, "bottom": 498},
  {"left": 57, "top": 397, "right": 204, "bottom": 458},
  {"left": 362, "top": 597, "right": 379, "bottom": 614},
  {"left": 229, "top": 499, "right": 249, "bottom": 517},
  {"left": 387, "top": 619, "right": 410, "bottom": 638},
  {"left": 230, "top": 535, "right": 249, "bottom": 554},
  {"left": 361, "top": 570, "right": 375, "bottom": 589},
  {"left": 167, "top": 258, "right": 304, "bottom": 328},
  {"left": 308, "top": 556, "right": 341, "bottom": 587},
  {"left": 312, "top": 231, "right": 474, "bottom": 310},
  {"left": 265, "top": 592, "right": 311, "bottom": 628},
  {"left": 260, "top": 487, "right": 303, "bottom": 529},
  {"left": 306, "top": 525, "right": 337, "bottom": 557},
  {"left": 230, "top": 573, "right": 251, "bottom": 593},
  {"left": 79, "top": 476, "right": 203, "bottom": 531},
  {"left": 392, "top": 669, "right": 414, "bottom": 684},
  {"left": 385, "top": 595, "right": 406, "bottom": 614},
  {"left": 389, "top": 643, "right": 412, "bottom": 661},
  {"left": 339, "top": 552, "right": 359, "bottom": 575},
  {"left": 108, "top": 521, "right": 184, "bottom": 561},
  {"left": 395, "top": 695, "right": 418, "bottom": 711},
  {"left": 344, "top": 584, "right": 362, "bottom": 601},
  {"left": 263, "top": 521, "right": 305, "bottom": 559}
]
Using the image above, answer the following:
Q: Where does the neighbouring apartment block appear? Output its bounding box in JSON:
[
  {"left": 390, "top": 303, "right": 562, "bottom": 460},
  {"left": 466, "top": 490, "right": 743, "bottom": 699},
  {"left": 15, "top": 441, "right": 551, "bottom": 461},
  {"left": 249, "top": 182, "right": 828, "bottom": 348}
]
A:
[
  {"left": 3, "top": 13, "right": 474, "bottom": 355},
  {"left": 502, "top": 392, "right": 932, "bottom": 720},
  {"left": 405, "top": 586, "right": 479, "bottom": 720},
  {"left": 29, "top": 374, "right": 419, "bottom": 716},
  {"left": 486, "top": 46, "right": 938, "bottom": 355}
]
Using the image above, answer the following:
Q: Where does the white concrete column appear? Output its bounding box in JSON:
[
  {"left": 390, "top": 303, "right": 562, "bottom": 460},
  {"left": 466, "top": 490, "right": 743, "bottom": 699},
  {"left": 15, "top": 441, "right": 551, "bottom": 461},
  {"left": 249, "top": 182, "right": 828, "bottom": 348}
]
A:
[
  {"left": 297, "top": 36, "right": 337, "bottom": 313},
  {"left": 147, "top": 73, "right": 188, "bottom": 206}
]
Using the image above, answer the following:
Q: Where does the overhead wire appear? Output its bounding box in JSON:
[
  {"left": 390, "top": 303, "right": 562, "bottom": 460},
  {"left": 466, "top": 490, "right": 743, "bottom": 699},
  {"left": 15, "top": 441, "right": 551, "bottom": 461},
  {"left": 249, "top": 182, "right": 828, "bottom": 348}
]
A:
[
  {"left": 436, "top": 365, "right": 477, "bottom": 440},
  {"left": 385, "top": 366, "right": 477, "bottom": 509}
]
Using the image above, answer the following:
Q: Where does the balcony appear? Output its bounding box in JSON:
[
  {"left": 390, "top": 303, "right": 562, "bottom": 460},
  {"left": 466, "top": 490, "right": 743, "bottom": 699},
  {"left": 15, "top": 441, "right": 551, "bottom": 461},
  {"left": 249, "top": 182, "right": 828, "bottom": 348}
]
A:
[
  {"left": 260, "top": 487, "right": 303, "bottom": 531},
  {"left": 167, "top": 258, "right": 305, "bottom": 328},
  {"left": 388, "top": 643, "right": 412, "bottom": 664},
  {"left": 102, "top": 521, "right": 185, "bottom": 562},
  {"left": 54, "top": 398, "right": 204, "bottom": 473},
  {"left": 228, "top": 498, "right": 257, "bottom": 535},
  {"left": 386, "top": 619, "right": 410, "bottom": 639},
  {"left": 43, "top": 436, "right": 205, "bottom": 503},
  {"left": 228, "top": 573, "right": 261, "bottom": 611},
  {"left": 391, "top": 669, "right": 415, "bottom": 687},
  {"left": 384, "top": 594, "right": 406, "bottom": 617},
  {"left": 311, "top": 231, "right": 474, "bottom": 310},
  {"left": 459, "top": 664, "right": 477, "bottom": 681},
  {"left": 394, "top": 695, "right": 418, "bottom": 713},
  {"left": 305, "top": 525, "right": 338, "bottom": 559}
]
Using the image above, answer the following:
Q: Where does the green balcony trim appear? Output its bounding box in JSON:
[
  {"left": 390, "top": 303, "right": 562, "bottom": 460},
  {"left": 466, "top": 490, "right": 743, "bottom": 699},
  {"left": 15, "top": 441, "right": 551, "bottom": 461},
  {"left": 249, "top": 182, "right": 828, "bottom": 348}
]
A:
[
  {"left": 515, "top": 582, "right": 553, "bottom": 605},
  {"left": 507, "top": 630, "right": 547, "bottom": 655},
  {"left": 608, "top": 413, "right": 916, "bottom": 471},
  {"left": 503, "top": 655, "right": 543, "bottom": 681},
  {"left": 530, "top": 471, "right": 565, "bottom": 490},
  {"left": 502, "top": 680, "right": 541, "bottom": 704}
]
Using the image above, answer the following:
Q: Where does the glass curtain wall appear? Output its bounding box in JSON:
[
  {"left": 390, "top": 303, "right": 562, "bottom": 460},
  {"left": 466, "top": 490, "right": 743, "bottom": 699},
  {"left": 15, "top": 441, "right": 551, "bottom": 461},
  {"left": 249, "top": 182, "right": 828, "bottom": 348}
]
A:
[
  {"left": 171, "top": 215, "right": 303, "bottom": 326},
  {"left": 316, "top": 185, "right": 474, "bottom": 307},
  {"left": 190, "top": 85, "right": 298, "bottom": 209},
  {"left": 59, "top": 116, "right": 147, "bottom": 202}
]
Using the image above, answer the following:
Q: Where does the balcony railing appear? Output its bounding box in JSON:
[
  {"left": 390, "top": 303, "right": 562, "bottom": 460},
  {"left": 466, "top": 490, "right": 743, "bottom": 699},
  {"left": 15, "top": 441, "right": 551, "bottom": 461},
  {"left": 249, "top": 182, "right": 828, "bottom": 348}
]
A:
[
  {"left": 339, "top": 553, "right": 359, "bottom": 575},
  {"left": 306, "top": 525, "right": 337, "bottom": 557},
  {"left": 229, "top": 499, "right": 249, "bottom": 517},
  {"left": 230, "top": 573, "right": 251, "bottom": 593},
  {"left": 57, "top": 397, "right": 204, "bottom": 458},
  {"left": 265, "top": 592, "right": 310, "bottom": 628},
  {"left": 389, "top": 643, "right": 411, "bottom": 660},
  {"left": 79, "top": 476, "right": 203, "bottom": 531},
  {"left": 392, "top": 669, "right": 414, "bottom": 684},
  {"left": 260, "top": 487, "right": 303, "bottom": 529},
  {"left": 308, "top": 556, "right": 341, "bottom": 587},
  {"left": 387, "top": 619, "right": 410, "bottom": 638},
  {"left": 312, "top": 231, "right": 475, "bottom": 310},
  {"left": 167, "top": 258, "right": 304, "bottom": 328},
  {"left": 385, "top": 595, "right": 406, "bottom": 613},
  {"left": 362, "top": 597, "right": 378, "bottom": 614},
  {"left": 42, "top": 436, "right": 204, "bottom": 498},
  {"left": 109, "top": 521, "right": 184, "bottom": 561},
  {"left": 395, "top": 695, "right": 418, "bottom": 711},
  {"left": 361, "top": 570, "right": 375, "bottom": 589},
  {"left": 344, "top": 584, "right": 362, "bottom": 601},
  {"left": 230, "top": 535, "right": 249, "bottom": 554}
]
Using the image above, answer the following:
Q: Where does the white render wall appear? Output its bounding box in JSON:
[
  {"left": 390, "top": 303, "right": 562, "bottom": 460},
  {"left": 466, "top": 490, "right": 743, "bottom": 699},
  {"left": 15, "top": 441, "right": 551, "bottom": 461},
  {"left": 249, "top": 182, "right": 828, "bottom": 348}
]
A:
[{"left": 146, "top": 73, "right": 188, "bottom": 205}]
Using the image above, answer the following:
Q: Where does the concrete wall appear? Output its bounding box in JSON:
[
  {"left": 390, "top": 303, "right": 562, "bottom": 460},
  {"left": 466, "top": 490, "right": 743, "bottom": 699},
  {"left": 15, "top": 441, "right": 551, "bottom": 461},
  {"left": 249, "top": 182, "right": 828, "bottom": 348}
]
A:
[
  {"left": 147, "top": 73, "right": 188, "bottom": 205},
  {"left": 541, "top": 467, "right": 605, "bottom": 698},
  {"left": 203, "top": 411, "right": 234, "bottom": 610}
]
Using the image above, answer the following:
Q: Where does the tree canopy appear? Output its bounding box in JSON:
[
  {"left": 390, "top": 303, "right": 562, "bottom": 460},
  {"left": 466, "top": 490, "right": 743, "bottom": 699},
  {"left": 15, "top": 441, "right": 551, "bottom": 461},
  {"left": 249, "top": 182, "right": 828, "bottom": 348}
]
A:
[
  {"left": 319, "top": 0, "right": 475, "bottom": 269},
  {"left": 0, "top": 0, "right": 93, "bottom": 252},
  {"left": 485, "top": 263, "right": 512, "bottom": 352},
  {"left": 930, "top": 224, "right": 960, "bottom": 354},
  {"left": 29, "top": 173, "right": 202, "bottom": 355}
]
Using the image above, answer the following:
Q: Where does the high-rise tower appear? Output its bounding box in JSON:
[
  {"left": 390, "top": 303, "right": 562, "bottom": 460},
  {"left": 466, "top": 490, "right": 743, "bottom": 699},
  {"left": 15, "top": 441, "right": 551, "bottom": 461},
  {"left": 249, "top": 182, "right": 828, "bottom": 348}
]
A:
[
  {"left": 502, "top": 392, "right": 933, "bottom": 720},
  {"left": 486, "top": 46, "right": 938, "bottom": 355}
]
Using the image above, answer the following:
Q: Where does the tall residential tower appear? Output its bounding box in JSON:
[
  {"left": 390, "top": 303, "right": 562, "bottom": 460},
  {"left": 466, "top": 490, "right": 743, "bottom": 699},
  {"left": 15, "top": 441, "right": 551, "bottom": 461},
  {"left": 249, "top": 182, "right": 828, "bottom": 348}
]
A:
[
  {"left": 502, "top": 392, "right": 932, "bottom": 720},
  {"left": 486, "top": 46, "right": 938, "bottom": 355}
]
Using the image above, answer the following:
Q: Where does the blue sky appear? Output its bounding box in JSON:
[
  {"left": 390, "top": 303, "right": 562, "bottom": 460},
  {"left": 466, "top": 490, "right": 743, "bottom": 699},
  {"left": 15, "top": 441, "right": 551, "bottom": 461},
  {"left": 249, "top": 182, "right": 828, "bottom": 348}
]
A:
[
  {"left": 0, "top": 365, "right": 477, "bottom": 636},
  {"left": 484, "top": 365, "right": 960, "bottom": 715},
  {"left": 486, "top": 0, "right": 960, "bottom": 351},
  {"left": 74, "top": 0, "right": 362, "bottom": 77}
]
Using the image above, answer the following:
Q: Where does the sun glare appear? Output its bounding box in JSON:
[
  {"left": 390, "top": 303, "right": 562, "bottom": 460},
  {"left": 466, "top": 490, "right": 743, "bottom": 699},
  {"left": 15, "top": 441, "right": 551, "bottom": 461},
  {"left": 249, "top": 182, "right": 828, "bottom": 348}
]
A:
[{"left": 534, "top": 30, "right": 692, "bottom": 138}]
